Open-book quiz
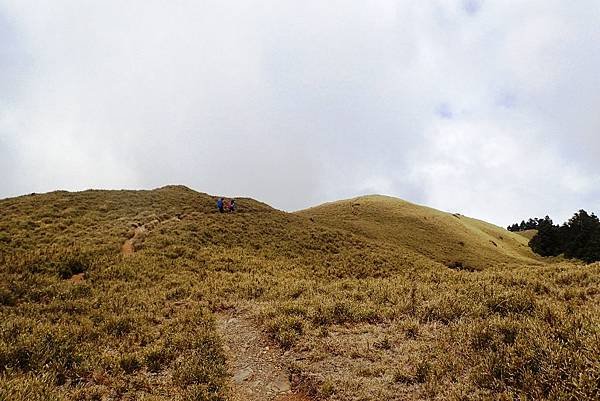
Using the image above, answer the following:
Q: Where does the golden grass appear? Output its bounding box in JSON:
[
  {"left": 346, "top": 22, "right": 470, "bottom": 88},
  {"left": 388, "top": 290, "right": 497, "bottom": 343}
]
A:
[
  {"left": 297, "top": 195, "right": 542, "bottom": 271},
  {"left": 1, "top": 187, "right": 598, "bottom": 400},
  {"left": 515, "top": 229, "right": 538, "bottom": 241}
]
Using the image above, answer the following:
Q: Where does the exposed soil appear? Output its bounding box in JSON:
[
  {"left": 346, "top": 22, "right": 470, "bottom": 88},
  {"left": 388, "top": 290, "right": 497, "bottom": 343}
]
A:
[
  {"left": 121, "top": 214, "right": 185, "bottom": 256},
  {"left": 217, "top": 310, "right": 310, "bottom": 401},
  {"left": 69, "top": 272, "right": 86, "bottom": 284},
  {"left": 121, "top": 225, "right": 147, "bottom": 256},
  {"left": 121, "top": 216, "right": 183, "bottom": 256}
]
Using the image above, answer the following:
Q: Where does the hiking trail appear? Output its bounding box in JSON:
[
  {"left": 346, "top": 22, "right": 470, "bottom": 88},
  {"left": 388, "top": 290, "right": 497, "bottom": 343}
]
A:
[
  {"left": 217, "top": 310, "right": 309, "bottom": 401},
  {"left": 121, "top": 216, "right": 182, "bottom": 256},
  {"left": 121, "top": 225, "right": 148, "bottom": 256}
]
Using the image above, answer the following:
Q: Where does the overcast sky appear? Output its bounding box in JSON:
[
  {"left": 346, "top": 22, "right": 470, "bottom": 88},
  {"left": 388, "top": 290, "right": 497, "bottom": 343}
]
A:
[{"left": 1, "top": 1, "right": 599, "bottom": 226}]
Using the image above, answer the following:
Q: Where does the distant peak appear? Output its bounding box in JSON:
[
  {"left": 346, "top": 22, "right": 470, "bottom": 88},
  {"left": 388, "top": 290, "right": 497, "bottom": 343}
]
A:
[
  {"left": 349, "top": 194, "right": 411, "bottom": 204},
  {"left": 155, "top": 185, "right": 194, "bottom": 192}
]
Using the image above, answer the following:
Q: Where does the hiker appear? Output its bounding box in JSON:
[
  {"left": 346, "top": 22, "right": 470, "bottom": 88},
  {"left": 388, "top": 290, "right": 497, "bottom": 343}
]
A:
[
  {"left": 229, "top": 198, "right": 236, "bottom": 212},
  {"left": 224, "top": 198, "right": 231, "bottom": 212},
  {"left": 217, "top": 197, "right": 224, "bottom": 213}
]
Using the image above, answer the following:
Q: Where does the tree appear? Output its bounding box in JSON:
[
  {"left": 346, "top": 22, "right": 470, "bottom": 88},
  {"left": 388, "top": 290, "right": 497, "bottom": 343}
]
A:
[
  {"left": 507, "top": 223, "right": 520, "bottom": 232},
  {"left": 524, "top": 210, "right": 600, "bottom": 263},
  {"left": 562, "top": 210, "right": 600, "bottom": 262},
  {"left": 507, "top": 217, "right": 549, "bottom": 232},
  {"left": 529, "top": 216, "right": 562, "bottom": 257},
  {"left": 581, "top": 225, "right": 600, "bottom": 263}
]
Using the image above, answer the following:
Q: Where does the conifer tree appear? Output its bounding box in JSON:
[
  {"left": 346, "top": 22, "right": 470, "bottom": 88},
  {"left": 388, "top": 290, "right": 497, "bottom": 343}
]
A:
[{"left": 522, "top": 210, "right": 600, "bottom": 263}]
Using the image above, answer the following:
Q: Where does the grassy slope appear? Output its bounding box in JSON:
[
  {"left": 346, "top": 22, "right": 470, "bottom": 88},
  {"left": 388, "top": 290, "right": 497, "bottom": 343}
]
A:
[
  {"left": 297, "top": 195, "right": 541, "bottom": 271},
  {"left": 1, "top": 187, "right": 599, "bottom": 401},
  {"left": 515, "top": 229, "right": 538, "bottom": 241},
  {"left": 0, "top": 185, "right": 271, "bottom": 254},
  {"left": 0, "top": 186, "right": 246, "bottom": 400}
]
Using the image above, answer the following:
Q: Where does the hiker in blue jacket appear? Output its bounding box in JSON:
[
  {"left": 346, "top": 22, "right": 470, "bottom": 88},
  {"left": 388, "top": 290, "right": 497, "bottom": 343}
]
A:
[{"left": 217, "top": 197, "right": 224, "bottom": 213}]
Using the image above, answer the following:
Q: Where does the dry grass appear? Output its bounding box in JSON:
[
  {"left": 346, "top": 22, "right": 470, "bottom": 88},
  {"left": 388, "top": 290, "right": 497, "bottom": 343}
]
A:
[
  {"left": 1, "top": 187, "right": 598, "bottom": 400},
  {"left": 514, "top": 229, "right": 538, "bottom": 241},
  {"left": 297, "top": 195, "right": 543, "bottom": 271}
]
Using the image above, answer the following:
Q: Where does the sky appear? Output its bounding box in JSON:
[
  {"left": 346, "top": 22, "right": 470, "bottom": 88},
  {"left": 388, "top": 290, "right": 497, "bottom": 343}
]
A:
[{"left": 1, "top": 0, "right": 599, "bottom": 226}]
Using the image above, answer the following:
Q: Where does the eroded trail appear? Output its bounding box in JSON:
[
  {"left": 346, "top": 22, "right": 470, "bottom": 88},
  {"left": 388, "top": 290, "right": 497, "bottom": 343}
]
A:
[
  {"left": 121, "top": 216, "right": 182, "bottom": 256},
  {"left": 217, "top": 310, "right": 308, "bottom": 401},
  {"left": 121, "top": 225, "right": 148, "bottom": 256}
]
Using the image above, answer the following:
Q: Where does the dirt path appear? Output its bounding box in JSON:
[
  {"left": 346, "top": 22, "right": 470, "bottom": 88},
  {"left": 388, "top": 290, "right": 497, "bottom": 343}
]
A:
[
  {"left": 121, "top": 216, "right": 184, "bottom": 256},
  {"left": 217, "top": 310, "right": 309, "bottom": 401},
  {"left": 121, "top": 225, "right": 148, "bottom": 256}
]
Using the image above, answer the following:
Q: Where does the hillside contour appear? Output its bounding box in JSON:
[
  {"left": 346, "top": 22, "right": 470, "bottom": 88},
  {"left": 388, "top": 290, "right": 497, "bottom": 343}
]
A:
[
  {"left": 296, "top": 195, "right": 542, "bottom": 271},
  {"left": 0, "top": 188, "right": 539, "bottom": 272},
  {"left": 1, "top": 186, "right": 598, "bottom": 401}
]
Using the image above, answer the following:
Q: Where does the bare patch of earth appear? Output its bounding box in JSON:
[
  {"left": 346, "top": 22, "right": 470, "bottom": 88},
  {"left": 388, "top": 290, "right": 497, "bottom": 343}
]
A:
[
  {"left": 121, "top": 216, "right": 182, "bottom": 256},
  {"left": 121, "top": 225, "right": 148, "bottom": 256},
  {"left": 69, "top": 272, "right": 86, "bottom": 284},
  {"left": 217, "top": 310, "right": 310, "bottom": 401}
]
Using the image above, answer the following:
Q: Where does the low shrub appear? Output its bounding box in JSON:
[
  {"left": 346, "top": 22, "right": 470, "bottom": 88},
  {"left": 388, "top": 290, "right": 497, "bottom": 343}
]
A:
[{"left": 266, "top": 316, "right": 304, "bottom": 349}]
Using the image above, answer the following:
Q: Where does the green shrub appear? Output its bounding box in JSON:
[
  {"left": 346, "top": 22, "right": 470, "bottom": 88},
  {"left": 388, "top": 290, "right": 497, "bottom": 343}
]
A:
[
  {"left": 393, "top": 369, "right": 415, "bottom": 385},
  {"left": 415, "top": 360, "right": 431, "bottom": 384}
]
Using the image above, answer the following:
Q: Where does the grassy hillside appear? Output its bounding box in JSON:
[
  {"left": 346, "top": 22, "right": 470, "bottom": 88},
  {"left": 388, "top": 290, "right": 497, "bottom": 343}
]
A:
[
  {"left": 0, "top": 185, "right": 271, "bottom": 254},
  {"left": 515, "top": 229, "right": 538, "bottom": 241},
  {"left": 1, "top": 187, "right": 599, "bottom": 401},
  {"left": 297, "top": 195, "right": 542, "bottom": 271}
]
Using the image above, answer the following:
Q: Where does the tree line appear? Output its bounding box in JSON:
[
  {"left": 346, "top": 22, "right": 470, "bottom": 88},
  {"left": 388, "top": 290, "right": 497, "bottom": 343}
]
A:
[
  {"left": 507, "top": 218, "right": 547, "bottom": 232},
  {"left": 508, "top": 210, "right": 600, "bottom": 263}
]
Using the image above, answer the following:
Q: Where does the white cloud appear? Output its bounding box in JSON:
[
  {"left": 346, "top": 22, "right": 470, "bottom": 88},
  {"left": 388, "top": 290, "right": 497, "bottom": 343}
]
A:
[
  {"left": 410, "top": 118, "right": 591, "bottom": 224},
  {"left": 1, "top": 0, "right": 599, "bottom": 224}
]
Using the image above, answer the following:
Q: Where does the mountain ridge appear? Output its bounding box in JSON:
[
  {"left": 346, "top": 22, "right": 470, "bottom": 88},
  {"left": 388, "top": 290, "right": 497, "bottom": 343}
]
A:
[
  {"left": 1, "top": 185, "right": 598, "bottom": 401},
  {"left": 1, "top": 186, "right": 539, "bottom": 271}
]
